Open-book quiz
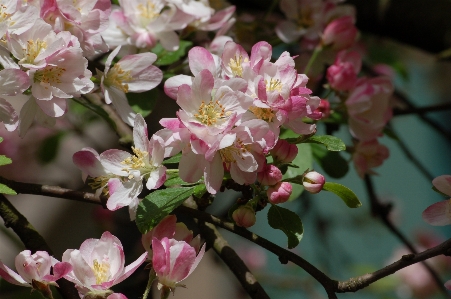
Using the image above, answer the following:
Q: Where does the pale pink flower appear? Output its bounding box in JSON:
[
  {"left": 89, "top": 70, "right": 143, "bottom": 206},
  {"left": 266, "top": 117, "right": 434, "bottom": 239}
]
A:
[
  {"left": 0, "top": 69, "right": 30, "bottom": 96},
  {"left": 101, "top": 46, "right": 163, "bottom": 126},
  {"left": 422, "top": 175, "right": 451, "bottom": 226},
  {"left": 327, "top": 49, "right": 361, "bottom": 91},
  {"left": 267, "top": 181, "right": 292, "bottom": 204},
  {"left": 352, "top": 139, "right": 389, "bottom": 178},
  {"left": 0, "top": 250, "right": 72, "bottom": 289},
  {"left": 232, "top": 205, "right": 256, "bottom": 228},
  {"left": 62, "top": 231, "right": 147, "bottom": 298},
  {"left": 346, "top": 77, "right": 393, "bottom": 141},
  {"left": 322, "top": 16, "right": 357, "bottom": 50},
  {"left": 152, "top": 236, "right": 205, "bottom": 291},
  {"left": 0, "top": 0, "right": 39, "bottom": 37},
  {"left": 303, "top": 170, "right": 325, "bottom": 194}
]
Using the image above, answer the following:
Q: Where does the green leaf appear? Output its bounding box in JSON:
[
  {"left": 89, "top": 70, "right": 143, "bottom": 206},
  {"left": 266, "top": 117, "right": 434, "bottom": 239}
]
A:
[
  {"left": 136, "top": 187, "right": 195, "bottom": 233},
  {"left": 323, "top": 182, "right": 362, "bottom": 208},
  {"left": 311, "top": 143, "right": 349, "bottom": 178},
  {"left": 0, "top": 183, "right": 16, "bottom": 195},
  {"left": 305, "top": 135, "right": 346, "bottom": 151},
  {"left": 151, "top": 41, "right": 193, "bottom": 66},
  {"left": 37, "top": 132, "right": 66, "bottom": 164},
  {"left": 0, "top": 155, "right": 12, "bottom": 166},
  {"left": 127, "top": 89, "right": 158, "bottom": 118},
  {"left": 0, "top": 137, "right": 3, "bottom": 143},
  {"left": 267, "top": 205, "right": 303, "bottom": 249},
  {"left": 162, "top": 153, "right": 181, "bottom": 165},
  {"left": 280, "top": 130, "right": 312, "bottom": 200},
  {"left": 163, "top": 175, "right": 186, "bottom": 187},
  {"left": 193, "top": 184, "right": 207, "bottom": 198}
]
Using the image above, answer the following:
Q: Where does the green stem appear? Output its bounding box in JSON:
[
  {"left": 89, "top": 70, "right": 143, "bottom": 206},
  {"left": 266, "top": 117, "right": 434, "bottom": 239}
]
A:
[
  {"left": 160, "top": 286, "right": 171, "bottom": 299},
  {"left": 303, "top": 46, "right": 322, "bottom": 75},
  {"left": 142, "top": 269, "right": 157, "bottom": 299}
]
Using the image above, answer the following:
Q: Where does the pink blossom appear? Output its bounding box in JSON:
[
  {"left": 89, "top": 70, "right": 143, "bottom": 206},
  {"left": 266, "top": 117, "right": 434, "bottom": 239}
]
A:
[
  {"left": 302, "top": 171, "right": 325, "bottom": 194},
  {"left": 152, "top": 236, "right": 205, "bottom": 291},
  {"left": 322, "top": 16, "right": 357, "bottom": 50},
  {"left": 101, "top": 46, "right": 163, "bottom": 126},
  {"left": 327, "top": 50, "right": 361, "bottom": 91},
  {"left": 267, "top": 181, "right": 292, "bottom": 204},
  {"left": 422, "top": 175, "right": 451, "bottom": 226},
  {"left": 0, "top": 1, "right": 39, "bottom": 37},
  {"left": 257, "top": 164, "right": 282, "bottom": 186},
  {"left": 232, "top": 205, "right": 256, "bottom": 228},
  {"left": 270, "top": 139, "right": 298, "bottom": 163},
  {"left": 352, "top": 139, "right": 389, "bottom": 178},
  {"left": 346, "top": 77, "right": 393, "bottom": 141},
  {"left": 62, "top": 231, "right": 147, "bottom": 298},
  {"left": 314, "top": 99, "right": 331, "bottom": 119},
  {"left": 0, "top": 250, "right": 72, "bottom": 291}
]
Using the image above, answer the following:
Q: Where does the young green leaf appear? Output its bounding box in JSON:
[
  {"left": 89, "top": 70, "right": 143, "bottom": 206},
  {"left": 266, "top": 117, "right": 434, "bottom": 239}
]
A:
[
  {"left": 0, "top": 183, "right": 16, "bottom": 195},
  {"left": 267, "top": 205, "right": 304, "bottom": 249},
  {"left": 305, "top": 135, "right": 346, "bottom": 151},
  {"left": 136, "top": 187, "right": 195, "bottom": 233},
  {"left": 323, "top": 182, "right": 362, "bottom": 208},
  {"left": 311, "top": 143, "right": 349, "bottom": 178},
  {"left": 127, "top": 89, "right": 158, "bottom": 118},
  {"left": 0, "top": 155, "right": 12, "bottom": 166},
  {"left": 162, "top": 153, "right": 181, "bottom": 165},
  {"left": 152, "top": 41, "right": 193, "bottom": 66}
]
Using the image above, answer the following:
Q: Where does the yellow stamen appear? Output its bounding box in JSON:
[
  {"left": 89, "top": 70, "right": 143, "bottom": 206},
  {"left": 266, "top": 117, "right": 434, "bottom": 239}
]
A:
[
  {"left": 104, "top": 64, "right": 133, "bottom": 93},
  {"left": 249, "top": 106, "right": 275, "bottom": 122},
  {"left": 194, "top": 100, "right": 230, "bottom": 126},
  {"left": 92, "top": 260, "right": 110, "bottom": 285},
  {"left": 265, "top": 78, "right": 283, "bottom": 92},
  {"left": 228, "top": 55, "right": 248, "bottom": 77},
  {"left": 34, "top": 66, "right": 66, "bottom": 87},
  {"left": 88, "top": 176, "right": 111, "bottom": 196},
  {"left": 137, "top": 1, "right": 160, "bottom": 21}
]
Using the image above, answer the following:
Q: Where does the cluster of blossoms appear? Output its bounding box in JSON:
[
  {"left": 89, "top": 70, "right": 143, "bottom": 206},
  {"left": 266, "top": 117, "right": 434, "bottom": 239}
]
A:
[{"left": 0, "top": 224, "right": 203, "bottom": 299}]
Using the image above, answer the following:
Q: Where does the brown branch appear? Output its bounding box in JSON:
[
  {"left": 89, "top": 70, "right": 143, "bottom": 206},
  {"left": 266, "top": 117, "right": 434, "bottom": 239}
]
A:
[
  {"left": 197, "top": 220, "right": 271, "bottom": 299},
  {"left": 393, "top": 102, "right": 451, "bottom": 116},
  {"left": 0, "top": 194, "right": 79, "bottom": 299},
  {"left": 7, "top": 178, "right": 451, "bottom": 297},
  {"left": 364, "top": 175, "right": 451, "bottom": 298}
]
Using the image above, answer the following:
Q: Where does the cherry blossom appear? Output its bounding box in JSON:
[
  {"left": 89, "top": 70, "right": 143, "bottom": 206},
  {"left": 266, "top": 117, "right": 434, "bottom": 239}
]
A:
[{"left": 422, "top": 175, "right": 451, "bottom": 226}]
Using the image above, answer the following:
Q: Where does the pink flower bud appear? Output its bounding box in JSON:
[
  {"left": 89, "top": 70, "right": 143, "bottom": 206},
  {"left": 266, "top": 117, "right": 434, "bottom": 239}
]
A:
[
  {"left": 322, "top": 16, "right": 357, "bottom": 51},
  {"left": 232, "top": 206, "right": 256, "bottom": 228},
  {"left": 257, "top": 164, "right": 283, "bottom": 186},
  {"left": 314, "top": 99, "right": 331, "bottom": 119},
  {"left": 270, "top": 139, "right": 298, "bottom": 163},
  {"left": 303, "top": 171, "right": 325, "bottom": 194},
  {"left": 267, "top": 182, "right": 292, "bottom": 204},
  {"left": 327, "top": 50, "right": 361, "bottom": 91}
]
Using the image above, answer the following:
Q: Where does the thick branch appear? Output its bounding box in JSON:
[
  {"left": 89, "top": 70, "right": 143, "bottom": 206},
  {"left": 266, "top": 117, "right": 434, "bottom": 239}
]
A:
[
  {"left": 0, "top": 194, "right": 79, "bottom": 299},
  {"left": 197, "top": 221, "right": 270, "bottom": 299}
]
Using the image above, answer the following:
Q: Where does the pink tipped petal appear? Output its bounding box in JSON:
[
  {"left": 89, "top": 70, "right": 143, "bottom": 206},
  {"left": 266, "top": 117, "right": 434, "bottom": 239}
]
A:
[
  {"left": 432, "top": 175, "right": 451, "bottom": 197},
  {"left": 114, "top": 252, "right": 147, "bottom": 285},
  {"left": 422, "top": 200, "right": 451, "bottom": 226},
  {"left": 50, "top": 262, "right": 73, "bottom": 280},
  {"left": 189, "top": 47, "right": 217, "bottom": 76},
  {"left": 187, "top": 242, "right": 205, "bottom": 277},
  {"left": 133, "top": 114, "right": 149, "bottom": 152},
  {"left": 167, "top": 242, "right": 196, "bottom": 282},
  {"left": 0, "top": 69, "right": 30, "bottom": 96},
  {"left": 0, "top": 97, "right": 18, "bottom": 131},
  {"left": 73, "top": 148, "right": 106, "bottom": 178},
  {"left": 0, "top": 262, "right": 29, "bottom": 286},
  {"left": 146, "top": 166, "right": 166, "bottom": 190},
  {"left": 100, "top": 149, "right": 132, "bottom": 175},
  {"left": 164, "top": 75, "right": 193, "bottom": 100}
]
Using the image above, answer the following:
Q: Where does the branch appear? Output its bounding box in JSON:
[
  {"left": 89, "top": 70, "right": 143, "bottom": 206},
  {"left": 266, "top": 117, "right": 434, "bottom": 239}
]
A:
[
  {"left": 393, "top": 102, "right": 451, "bottom": 116},
  {"left": 338, "top": 238, "right": 451, "bottom": 293},
  {"left": 197, "top": 220, "right": 271, "bottom": 299},
  {"left": 0, "top": 194, "right": 79, "bottom": 299},
  {"left": 364, "top": 175, "right": 451, "bottom": 298}
]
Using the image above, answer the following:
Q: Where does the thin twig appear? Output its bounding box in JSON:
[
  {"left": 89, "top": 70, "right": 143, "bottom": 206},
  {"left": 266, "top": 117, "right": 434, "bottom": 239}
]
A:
[
  {"left": 393, "top": 102, "right": 451, "bottom": 116},
  {"left": 364, "top": 175, "right": 451, "bottom": 298},
  {"left": 0, "top": 194, "right": 79, "bottom": 299}
]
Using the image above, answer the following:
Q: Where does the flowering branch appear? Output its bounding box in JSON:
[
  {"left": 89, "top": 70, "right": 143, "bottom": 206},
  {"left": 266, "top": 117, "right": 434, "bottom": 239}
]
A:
[{"left": 0, "top": 194, "right": 79, "bottom": 299}]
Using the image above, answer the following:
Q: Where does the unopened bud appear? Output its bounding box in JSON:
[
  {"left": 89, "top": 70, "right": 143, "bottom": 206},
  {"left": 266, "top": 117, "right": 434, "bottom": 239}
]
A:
[
  {"left": 270, "top": 140, "right": 298, "bottom": 163},
  {"left": 232, "top": 206, "right": 256, "bottom": 228},
  {"left": 257, "top": 164, "right": 283, "bottom": 186},
  {"left": 322, "top": 16, "right": 357, "bottom": 51},
  {"left": 267, "top": 182, "right": 292, "bottom": 204},
  {"left": 303, "top": 171, "right": 325, "bottom": 194}
]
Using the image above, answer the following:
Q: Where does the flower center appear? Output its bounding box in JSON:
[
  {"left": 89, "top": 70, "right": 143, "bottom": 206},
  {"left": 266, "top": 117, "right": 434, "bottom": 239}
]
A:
[
  {"left": 228, "top": 55, "right": 248, "bottom": 77},
  {"left": 265, "top": 78, "right": 283, "bottom": 92},
  {"left": 88, "top": 176, "right": 111, "bottom": 196},
  {"left": 137, "top": 1, "right": 160, "bottom": 22},
  {"left": 194, "top": 100, "right": 229, "bottom": 126},
  {"left": 21, "top": 39, "right": 47, "bottom": 65},
  {"left": 249, "top": 106, "right": 275, "bottom": 122},
  {"left": 121, "top": 147, "right": 155, "bottom": 180},
  {"left": 34, "top": 66, "right": 66, "bottom": 86},
  {"left": 104, "top": 64, "right": 133, "bottom": 93},
  {"left": 92, "top": 259, "right": 110, "bottom": 285},
  {"left": 219, "top": 139, "right": 248, "bottom": 168}
]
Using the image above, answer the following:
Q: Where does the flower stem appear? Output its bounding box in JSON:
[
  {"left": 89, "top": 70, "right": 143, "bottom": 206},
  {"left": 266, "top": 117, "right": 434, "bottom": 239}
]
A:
[
  {"left": 303, "top": 46, "right": 322, "bottom": 75},
  {"left": 160, "top": 286, "right": 171, "bottom": 299},
  {"left": 142, "top": 269, "right": 156, "bottom": 299}
]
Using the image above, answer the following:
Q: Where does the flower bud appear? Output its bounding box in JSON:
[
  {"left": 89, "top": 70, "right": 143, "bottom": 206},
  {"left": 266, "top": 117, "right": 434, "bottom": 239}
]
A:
[
  {"left": 267, "top": 182, "right": 292, "bottom": 204},
  {"left": 314, "top": 99, "right": 331, "bottom": 119},
  {"left": 322, "top": 16, "right": 357, "bottom": 51},
  {"left": 270, "top": 139, "right": 298, "bottom": 163},
  {"left": 303, "top": 171, "right": 325, "bottom": 194},
  {"left": 257, "top": 164, "right": 283, "bottom": 186},
  {"left": 232, "top": 206, "right": 256, "bottom": 228}
]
